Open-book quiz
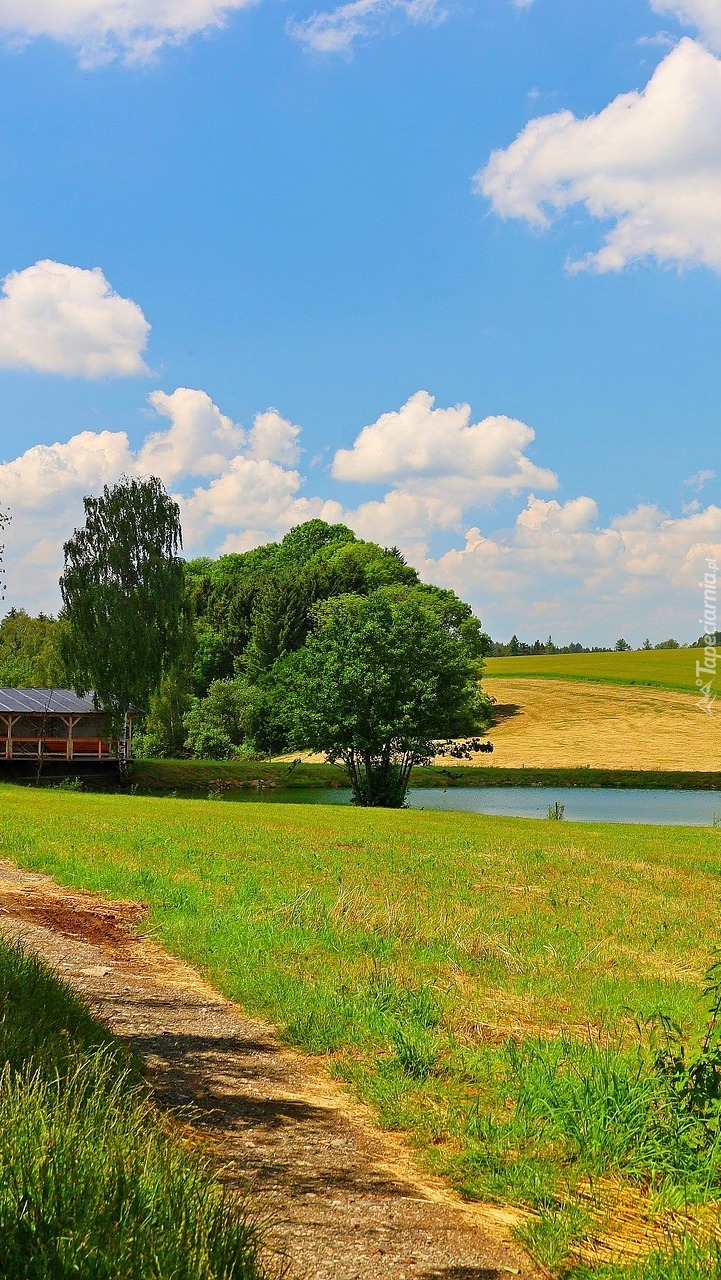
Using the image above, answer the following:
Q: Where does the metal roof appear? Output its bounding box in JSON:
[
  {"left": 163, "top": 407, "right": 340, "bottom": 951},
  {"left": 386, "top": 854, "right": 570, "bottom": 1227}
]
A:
[{"left": 0, "top": 689, "right": 108, "bottom": 715}]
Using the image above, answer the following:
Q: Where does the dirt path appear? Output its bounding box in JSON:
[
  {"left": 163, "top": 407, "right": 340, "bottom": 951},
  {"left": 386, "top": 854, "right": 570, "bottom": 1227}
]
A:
[{"left": 0, "top": 858, "right": 537, "bottom": 1280}]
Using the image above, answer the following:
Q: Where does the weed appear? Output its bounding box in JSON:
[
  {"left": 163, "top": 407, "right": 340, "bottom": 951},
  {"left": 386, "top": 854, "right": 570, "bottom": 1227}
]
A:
[
  {"left": 548, "top": 802, "right": 565, "bottom": 821},
  {"left": 390, "top": 1026, "right": 439, "bottom": 1080}
]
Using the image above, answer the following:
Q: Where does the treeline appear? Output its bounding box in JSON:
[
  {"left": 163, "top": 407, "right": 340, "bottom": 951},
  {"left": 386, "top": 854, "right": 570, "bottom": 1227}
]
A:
[
  {"left": 489, "top": 634, "right": 705, "bottom": 656},
  {"left": 2, "top": 519, "right": 488, "bottom": 761}
]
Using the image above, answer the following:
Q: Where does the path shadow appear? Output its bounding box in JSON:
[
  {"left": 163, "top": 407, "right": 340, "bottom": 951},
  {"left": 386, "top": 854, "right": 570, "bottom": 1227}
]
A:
[{"left": 418, "top": 1271, "right": 505, "bottom": 1279}]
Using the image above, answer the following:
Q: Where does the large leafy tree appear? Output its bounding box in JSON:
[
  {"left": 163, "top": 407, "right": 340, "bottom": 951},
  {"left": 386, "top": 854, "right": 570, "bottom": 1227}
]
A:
[
  {"left": 60, "top": 477, "right": 187, "bottom": 729},
  {"left": 282, "top": 587, "right": 490, "bottom": 807}
]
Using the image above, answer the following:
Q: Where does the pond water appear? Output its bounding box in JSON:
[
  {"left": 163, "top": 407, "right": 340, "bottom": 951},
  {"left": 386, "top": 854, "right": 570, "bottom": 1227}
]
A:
[{"left": 221, "top": 785, "right": 721, "bottom": 826}]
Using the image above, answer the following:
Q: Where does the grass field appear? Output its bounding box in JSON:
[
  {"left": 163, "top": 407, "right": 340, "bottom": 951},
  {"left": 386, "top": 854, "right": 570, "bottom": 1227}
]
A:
[
  {"left": 484, "top": 648, "right": 705, "bottom": 693},
  {"left": 453, "top": 678, "right": 721, "bottom": 772},
  {"left": 3, "top": 785, "right": 721, "bottom": 1274},
  {"left": 0, "top": 931, "right": 266, "bottom": 1279}
]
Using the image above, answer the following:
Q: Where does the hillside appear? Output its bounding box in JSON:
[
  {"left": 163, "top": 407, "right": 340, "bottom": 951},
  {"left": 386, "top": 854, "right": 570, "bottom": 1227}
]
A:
[
  {"left": 483, "top": 647, "right": 701, "bottom": 692},
  {"left": 437, "top": 676, "right": 719, "bottom": 771}
]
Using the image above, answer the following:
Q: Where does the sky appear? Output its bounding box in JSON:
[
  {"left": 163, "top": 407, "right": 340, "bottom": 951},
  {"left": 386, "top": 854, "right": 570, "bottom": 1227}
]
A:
[{"left": 0, "top": 0, "right": 719, "bottom": 645}]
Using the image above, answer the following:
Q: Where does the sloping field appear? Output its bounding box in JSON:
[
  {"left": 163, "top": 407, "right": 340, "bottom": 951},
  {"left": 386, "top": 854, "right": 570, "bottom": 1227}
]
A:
[
  {"left": 484, "top": 648, "right": 703, "bottom": 692},
  {"left": 445, "top": 677, "right": 720, "bottom": 771},
  {"left": 3, "top": 786, "right": 721, "bottom": 1275}
]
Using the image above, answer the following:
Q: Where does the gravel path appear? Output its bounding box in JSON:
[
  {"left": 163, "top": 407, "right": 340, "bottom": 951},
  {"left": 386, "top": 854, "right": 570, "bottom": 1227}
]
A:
[{"left": 0, "top": 858, "right": 538, "bottom": 1280}]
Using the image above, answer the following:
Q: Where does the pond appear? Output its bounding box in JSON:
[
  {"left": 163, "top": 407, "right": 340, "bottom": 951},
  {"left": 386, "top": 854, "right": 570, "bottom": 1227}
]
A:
[{"left": 219, "top": 785, "right": 721, "bottom": 826}]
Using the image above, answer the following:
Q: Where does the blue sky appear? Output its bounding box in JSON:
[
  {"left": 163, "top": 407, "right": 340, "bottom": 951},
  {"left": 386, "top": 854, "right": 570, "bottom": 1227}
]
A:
[{"left": 0, "top": 0, "right": 719, "bottom": 644}]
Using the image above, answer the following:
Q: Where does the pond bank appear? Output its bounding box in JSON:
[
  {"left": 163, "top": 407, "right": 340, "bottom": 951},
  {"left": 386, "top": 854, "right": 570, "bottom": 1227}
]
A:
[{"left": 127, "top": 759, "right": 721, "bottom": 796}]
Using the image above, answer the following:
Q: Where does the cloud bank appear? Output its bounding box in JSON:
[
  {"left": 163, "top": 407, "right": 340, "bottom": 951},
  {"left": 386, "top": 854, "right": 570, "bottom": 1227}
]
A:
[{"left": 1, "top": 387, "right": 718, "bottom": 642}]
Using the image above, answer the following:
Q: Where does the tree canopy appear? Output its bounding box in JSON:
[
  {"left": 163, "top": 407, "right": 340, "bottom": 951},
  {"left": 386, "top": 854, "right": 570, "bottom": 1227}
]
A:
[
  {"left": 0, "top": 610, "right": 66, "bottom": 687},
  {"left": 281, "top": 588, "right": 490, "bottom": 806},
  {"left": 60, "top": 476, "right": 187, "bottom": 716}
]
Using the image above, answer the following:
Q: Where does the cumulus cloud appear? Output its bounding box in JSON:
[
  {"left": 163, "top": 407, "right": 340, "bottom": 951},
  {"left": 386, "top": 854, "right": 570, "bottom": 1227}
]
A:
[
  {"left": 0, "top": 261, "right": 150, "bottom": 378},
  {"left": 1, "top": 385, "right": 718, "bottom": 641},
  {"left": 332, "top": 391, "right": 553, "bottom": 487},
  {"left": 652, "top": 0, "right": 721, "bottom": 51},
  {"left": 477, "top": 39, "right": 721, "bottom": 273},
  {"left": 331, "top": 390, "right": 557, "bottom": 548},
  {"left": 0, "top": 0, "right": 255, "bottom": 67},
  {"left": 0, "top": 388, "right": 328, "bottom": 609},
  {"left": 139, "top": 389, "right": 245, "bottom": 484},
  {"left": 424, "top": 496, "right": 721, "bottom": 640}
]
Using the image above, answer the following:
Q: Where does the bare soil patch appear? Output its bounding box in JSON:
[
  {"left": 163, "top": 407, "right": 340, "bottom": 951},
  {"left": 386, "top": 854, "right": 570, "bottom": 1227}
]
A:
[{"left": 0, "top": 858, "right": 537, "bottom": 1280}]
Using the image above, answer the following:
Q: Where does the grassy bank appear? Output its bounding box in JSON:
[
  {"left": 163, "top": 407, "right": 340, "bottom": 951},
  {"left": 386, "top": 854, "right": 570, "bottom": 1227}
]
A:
[
  {"left": 484, "top": 648, "right": 702, "bottom": 692},
  {"left": 2, "top": 785, "right": 721, "bottom": 1274},
  {"left": 0, "top": 932, "right": 266, "bottom": 1279},
  {"left": 128, "top": 759, "right": 721, "bottom": 795}
]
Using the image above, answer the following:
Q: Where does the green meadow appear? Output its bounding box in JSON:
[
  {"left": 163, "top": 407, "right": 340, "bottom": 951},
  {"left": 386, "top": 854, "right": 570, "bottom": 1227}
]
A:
[
  {"left": 3, "top": 784, "right": 721, "bottom": 1274},
  {"left": 484, "top": 648, "right": 703, "bottom": 692}
]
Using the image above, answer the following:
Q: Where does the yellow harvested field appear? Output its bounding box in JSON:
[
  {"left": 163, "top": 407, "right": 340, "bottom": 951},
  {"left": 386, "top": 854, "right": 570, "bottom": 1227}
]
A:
[{"left": 437, "top": 677, "right": 721, "bottom": 771}]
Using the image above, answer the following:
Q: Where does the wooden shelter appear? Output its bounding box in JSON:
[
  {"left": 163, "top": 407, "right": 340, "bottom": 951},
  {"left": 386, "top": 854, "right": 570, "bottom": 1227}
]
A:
[{"left": 0, "top": 690, "right": 137, "bottom": 764}]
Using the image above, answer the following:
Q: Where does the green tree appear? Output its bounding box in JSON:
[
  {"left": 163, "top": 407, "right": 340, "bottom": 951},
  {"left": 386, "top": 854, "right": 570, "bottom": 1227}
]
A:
[
  {"left": 0, "top": 611, "right": 66, "bottom": 686},
  {"left": 615, "top": 638, "right": 632, "bottom": 651},
  {"left": 59, "top": 477, "right": 187, "bottom": 753},
  {"left": 183, "top": 679, "right": 257, "bottom": 759},
  {"left": 282, "top": 588, "right": 489, "bottom": 807},
  {"left": 134, "top": 669, "right": 193, "bottom": 758}
]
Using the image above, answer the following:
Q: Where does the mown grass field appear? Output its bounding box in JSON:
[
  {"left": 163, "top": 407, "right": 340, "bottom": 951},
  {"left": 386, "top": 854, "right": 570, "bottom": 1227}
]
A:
[
  {"left": 3, "top": 785, "right": 721, "bottom": 1275},
  {"left": 455, "top": 678, "right": 721, "bottom": 772},
  {"left": 484, "top": 648, "right": 703, "bottom": 692},
  {"left": 0, "top": 930, "right": 266, "bottom": 1279}
]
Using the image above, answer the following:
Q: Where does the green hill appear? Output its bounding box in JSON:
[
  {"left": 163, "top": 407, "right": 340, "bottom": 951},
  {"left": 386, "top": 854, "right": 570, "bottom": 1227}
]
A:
[{"left": 484, "top": 647, "right": 703, "bottom": 693}]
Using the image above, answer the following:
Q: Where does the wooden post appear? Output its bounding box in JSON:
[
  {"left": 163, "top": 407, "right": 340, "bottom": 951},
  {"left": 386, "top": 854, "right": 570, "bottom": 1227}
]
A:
[{"left": 66, "top": 716, "right": 78, "bottom": 761}]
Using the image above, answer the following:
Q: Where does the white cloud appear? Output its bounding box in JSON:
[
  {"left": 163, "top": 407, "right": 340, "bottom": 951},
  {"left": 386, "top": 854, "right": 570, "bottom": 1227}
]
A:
[
  {"left": 247, "top": 409, "right": 302, "bottom": 466},
  {"left": 0, "top": 261, "right": 150, "bottom": 378},
  {"left": 333, "top": 390, "right": 556, "bottom": 489},
  {"left": 0, "top": 0, "right": 255, "bottom": 67},
  {"left": 477, "top": 39, "right": 721, "bottom": 273},
  {"left": 684, "top": 468, "right": 716, "bottom": 490},
  {"left": 424, "top": 496, "right": 721, "bottom": 640},
  {"left": 287, "top": 0, "right": 443, "bottom": 53},
  {"left": 652, "top": 0, "right": 721, "bottom": 51},
  {"left": 1, "top": 385, "right": 718, "bottom": 642},
  {"left": 0, "top": 388, "right": 329, "bottom": 610},
  {"left": 332, "top": 390, "right": 557, "bottom": 546},
  {"left": 139, "top": 389, "right": 245, "bottom": 484}
]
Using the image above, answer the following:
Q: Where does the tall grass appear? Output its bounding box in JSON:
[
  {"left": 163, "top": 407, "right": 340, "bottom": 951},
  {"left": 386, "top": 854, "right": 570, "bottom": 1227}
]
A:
[{"left": 0, "top": 938, "right": 268, "bottom": 1280}]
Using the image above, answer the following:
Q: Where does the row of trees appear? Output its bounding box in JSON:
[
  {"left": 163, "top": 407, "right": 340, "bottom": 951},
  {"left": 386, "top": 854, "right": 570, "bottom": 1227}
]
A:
[
  {"left": 491, "top": 634, "right": 688, "bottom": 656},
  {"left": 1, "top": 479, "right": 491, "bottom": 807}
]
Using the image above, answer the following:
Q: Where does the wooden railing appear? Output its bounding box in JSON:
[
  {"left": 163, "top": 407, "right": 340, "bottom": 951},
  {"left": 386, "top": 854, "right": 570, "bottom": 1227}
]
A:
[{"left": 0, "top": 738, "right": 118, "bottom": 761}]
